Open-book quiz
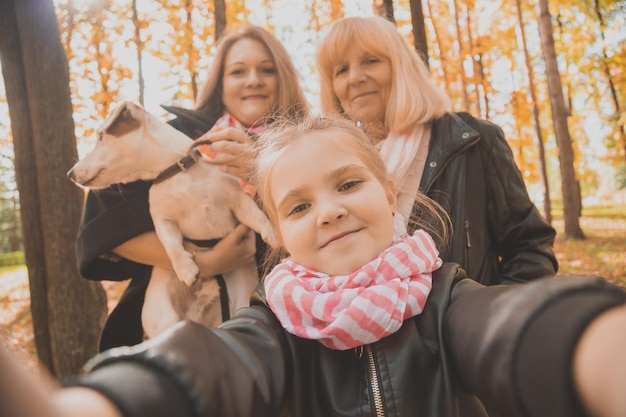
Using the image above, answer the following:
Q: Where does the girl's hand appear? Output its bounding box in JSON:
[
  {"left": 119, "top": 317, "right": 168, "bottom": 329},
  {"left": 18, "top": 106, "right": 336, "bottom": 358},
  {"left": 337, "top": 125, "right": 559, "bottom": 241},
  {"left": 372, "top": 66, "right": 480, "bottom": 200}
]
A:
[
  {"left": 187, "top": 224, "right": 257, "bottom": 277},
  {"left": 194, "top": 127, "right": 255, "bottom": 183}
]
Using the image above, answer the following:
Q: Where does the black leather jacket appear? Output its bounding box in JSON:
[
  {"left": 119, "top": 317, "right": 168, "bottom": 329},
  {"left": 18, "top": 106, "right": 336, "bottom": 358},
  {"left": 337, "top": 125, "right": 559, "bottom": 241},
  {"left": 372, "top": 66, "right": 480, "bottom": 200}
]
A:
[
  {"left": 79, "top": 265, "right": 624, "bottom": 417},
  {"left": 418, "top": 113, "right": 558, "bottom": 285}
]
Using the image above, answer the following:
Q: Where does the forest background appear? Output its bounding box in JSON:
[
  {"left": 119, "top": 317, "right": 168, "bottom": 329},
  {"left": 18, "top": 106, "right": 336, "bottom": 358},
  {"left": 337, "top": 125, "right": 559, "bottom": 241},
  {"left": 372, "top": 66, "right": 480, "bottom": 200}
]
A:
[{"left": 0, "top": 0, "right": 624, "bottom": 377}]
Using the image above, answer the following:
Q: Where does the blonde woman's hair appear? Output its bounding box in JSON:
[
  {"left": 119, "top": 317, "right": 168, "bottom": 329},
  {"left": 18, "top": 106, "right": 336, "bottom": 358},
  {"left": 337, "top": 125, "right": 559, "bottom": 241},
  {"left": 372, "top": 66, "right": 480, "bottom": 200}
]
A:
[
  {"left": 194, "top": 25, "right": 309, "bottom": 122},
  {"left": 252, "top": 116, "right": 450, "bottom": 271},
  {"left": 317, "top": 16, "right": 451, "bottom": 135}
]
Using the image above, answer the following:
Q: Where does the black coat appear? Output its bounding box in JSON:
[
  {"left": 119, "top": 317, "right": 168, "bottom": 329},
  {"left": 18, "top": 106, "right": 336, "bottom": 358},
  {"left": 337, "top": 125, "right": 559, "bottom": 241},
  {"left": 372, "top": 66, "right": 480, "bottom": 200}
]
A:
[
  {"left": 416, "top": 113, "right": 558, "bottom": 285},
  {"left": 79, "top": 265, "right": 625, "bottom": 417}
]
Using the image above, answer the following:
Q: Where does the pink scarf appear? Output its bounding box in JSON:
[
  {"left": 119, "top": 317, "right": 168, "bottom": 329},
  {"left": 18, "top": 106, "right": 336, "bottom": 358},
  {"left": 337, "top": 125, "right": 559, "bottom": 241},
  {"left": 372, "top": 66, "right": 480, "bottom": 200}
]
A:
[
  {"left": 212, "top": 112, "right": 266, "bottom": 135},
  {"left": 264, "top": 230, "right": 442, "bottom": 350}
]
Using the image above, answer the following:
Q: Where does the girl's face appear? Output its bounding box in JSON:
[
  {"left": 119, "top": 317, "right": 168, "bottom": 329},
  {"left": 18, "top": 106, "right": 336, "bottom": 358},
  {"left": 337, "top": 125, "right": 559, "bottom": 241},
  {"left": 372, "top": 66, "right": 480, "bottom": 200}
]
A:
[
  {"left": 222, "top": 38, "right": 278, "bottom": 127},
  {"left": 331, "top": 44, "right": 391, "bottom": 125},
  {"left": 270, "top": 130, "right": 396, "bottom": 275}
]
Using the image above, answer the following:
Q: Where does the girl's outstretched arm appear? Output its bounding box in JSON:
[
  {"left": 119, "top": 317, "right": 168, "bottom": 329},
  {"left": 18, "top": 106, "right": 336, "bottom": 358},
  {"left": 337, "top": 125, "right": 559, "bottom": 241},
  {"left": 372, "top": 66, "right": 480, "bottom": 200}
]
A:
[
  {"left": 574, "top": 303, "right": 626, "bottom": 417},
  {"left": 445, "top": 275, "right": 626, "bottom": 417},
  {"left": 0, "top": 343, "right": 121, "bottom": 417},
  {"left": 53, "top": 388, "right": 122, "bottom": 417}
]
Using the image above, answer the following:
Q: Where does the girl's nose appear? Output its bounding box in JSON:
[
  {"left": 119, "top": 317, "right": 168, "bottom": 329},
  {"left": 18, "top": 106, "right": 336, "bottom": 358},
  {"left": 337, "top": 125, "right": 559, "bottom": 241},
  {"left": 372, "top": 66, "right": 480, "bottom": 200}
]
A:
[{"left": 317, "top": 204, "right": 348, "bottom": 227}]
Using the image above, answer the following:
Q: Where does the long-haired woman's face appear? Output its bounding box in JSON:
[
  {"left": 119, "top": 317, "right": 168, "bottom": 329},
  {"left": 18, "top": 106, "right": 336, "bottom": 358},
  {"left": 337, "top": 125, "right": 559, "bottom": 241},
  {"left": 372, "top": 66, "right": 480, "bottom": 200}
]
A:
[{"left": 221, "top": 38, "right": 278, "bottom": 127}]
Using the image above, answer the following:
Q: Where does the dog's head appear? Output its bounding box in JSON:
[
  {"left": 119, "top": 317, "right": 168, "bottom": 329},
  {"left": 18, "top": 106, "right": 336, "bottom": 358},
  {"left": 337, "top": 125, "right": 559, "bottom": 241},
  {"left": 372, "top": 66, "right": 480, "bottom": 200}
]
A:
[{"left": 67, "top": 101, "right": 181, "bottom": 189}]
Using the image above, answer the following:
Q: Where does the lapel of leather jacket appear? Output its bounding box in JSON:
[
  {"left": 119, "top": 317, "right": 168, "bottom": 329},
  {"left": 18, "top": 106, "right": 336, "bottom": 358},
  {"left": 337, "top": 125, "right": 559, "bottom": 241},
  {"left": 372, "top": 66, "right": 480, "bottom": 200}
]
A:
[
  {"left": 161, "top": 105, "right": 217, "bottom": 139},
  {"left": 420, "top": 112, "right": 480, "bottom": 194}
]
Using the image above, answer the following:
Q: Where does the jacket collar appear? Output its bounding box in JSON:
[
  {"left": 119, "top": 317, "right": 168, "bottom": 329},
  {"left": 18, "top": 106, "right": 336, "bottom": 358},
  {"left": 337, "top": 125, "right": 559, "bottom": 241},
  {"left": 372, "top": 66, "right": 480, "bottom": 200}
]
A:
[
  {"left": 420, "top": 112, "right": 480, "bottom": 192},
  {"left": 161, "top": 105, "right": 217, "bottom": 138}
]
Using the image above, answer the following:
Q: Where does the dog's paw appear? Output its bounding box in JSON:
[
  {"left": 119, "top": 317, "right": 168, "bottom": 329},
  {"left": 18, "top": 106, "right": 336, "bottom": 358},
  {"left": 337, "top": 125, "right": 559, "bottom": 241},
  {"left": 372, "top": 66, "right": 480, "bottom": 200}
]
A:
[
  {"left": 261, "top": 225, "right": 280, "bottom": 249},
  {"left": 175, "top": 259, "right": 200, "bottom": 287}
]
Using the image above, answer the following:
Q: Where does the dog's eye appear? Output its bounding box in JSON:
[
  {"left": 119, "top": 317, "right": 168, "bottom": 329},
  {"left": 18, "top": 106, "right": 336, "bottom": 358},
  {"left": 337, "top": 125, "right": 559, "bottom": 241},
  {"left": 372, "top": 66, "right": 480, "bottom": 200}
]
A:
[{"left": 97, "top": 132, "right": 103, "bottom": 142}]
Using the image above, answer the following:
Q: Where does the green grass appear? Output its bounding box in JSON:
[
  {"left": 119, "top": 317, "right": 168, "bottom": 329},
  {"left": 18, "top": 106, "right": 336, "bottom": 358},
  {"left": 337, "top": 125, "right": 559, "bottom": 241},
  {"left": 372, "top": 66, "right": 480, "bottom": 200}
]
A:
[
  {"left": 0, "top": 264, "right": 25, "bottom": 275},
  {"left": 581, "top": 205, "right": 626, "bottom": 218},
  {"left": 548, "top": 204, "right": 626, "bottom": 221}
]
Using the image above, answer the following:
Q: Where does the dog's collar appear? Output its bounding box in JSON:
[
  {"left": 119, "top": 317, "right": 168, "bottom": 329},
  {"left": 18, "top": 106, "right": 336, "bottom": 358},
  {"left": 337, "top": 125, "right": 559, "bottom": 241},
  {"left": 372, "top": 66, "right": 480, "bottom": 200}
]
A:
[{"left": 153, "top": 149, "right": 203, "bottom": 184}]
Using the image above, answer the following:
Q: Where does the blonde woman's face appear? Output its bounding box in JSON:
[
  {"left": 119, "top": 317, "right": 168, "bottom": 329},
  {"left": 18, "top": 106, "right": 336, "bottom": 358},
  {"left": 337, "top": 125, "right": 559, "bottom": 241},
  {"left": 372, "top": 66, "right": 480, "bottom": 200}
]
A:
[
  {"left": 270, "top": 130, "right": 396, "bottom": 275},
  {"left": 222, "top": 38, "right": 278, "bottom": 127},
  {"left": 331, "top": 44, "right": 391, "bottom": 125}
]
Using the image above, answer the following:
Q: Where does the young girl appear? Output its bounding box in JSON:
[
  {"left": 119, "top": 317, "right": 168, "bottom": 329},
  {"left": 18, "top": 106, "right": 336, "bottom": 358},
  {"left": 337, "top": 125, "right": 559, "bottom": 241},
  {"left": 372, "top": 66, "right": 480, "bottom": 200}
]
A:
[
  {"left": 2, "top": 117, "right": 626, "bottom": 417},
  {"left": 255, "top": 116, "right": 449, "bottom": 350}
]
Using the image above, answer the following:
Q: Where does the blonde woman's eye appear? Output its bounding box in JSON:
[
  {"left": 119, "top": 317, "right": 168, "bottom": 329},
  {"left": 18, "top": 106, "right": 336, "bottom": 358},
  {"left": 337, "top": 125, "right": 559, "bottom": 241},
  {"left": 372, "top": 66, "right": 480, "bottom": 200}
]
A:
[
  {"left": 261, "top": 67, "right": 277, "bottom": 74},
  {"left": 365, "top": 57, "right": 380, "bottom": 65},
  {"left": 334, "top": 65, "right": 348, "bottom": 76}
]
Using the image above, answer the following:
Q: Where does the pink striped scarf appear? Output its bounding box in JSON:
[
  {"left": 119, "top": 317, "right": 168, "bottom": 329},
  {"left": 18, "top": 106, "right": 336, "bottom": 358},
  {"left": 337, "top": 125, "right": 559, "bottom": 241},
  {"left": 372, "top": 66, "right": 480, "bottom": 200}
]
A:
[{"left": 264, "top": 230, "right": 442, "bottom": 350}]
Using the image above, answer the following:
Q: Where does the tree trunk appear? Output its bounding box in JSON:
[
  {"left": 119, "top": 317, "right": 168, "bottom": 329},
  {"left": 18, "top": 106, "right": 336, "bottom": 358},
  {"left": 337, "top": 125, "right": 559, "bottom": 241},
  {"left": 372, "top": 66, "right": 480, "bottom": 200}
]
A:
[
  {"left": 214, "top": 0, "right": 227, "bottom": 40},
  {"left": 516, "top": 0, "right": 552, "bottom": 224},
  {"left": 374, "top": 0, "right": 395, "bottom": 23},
  {"left": 536, "top": 0, "right": 584, "bottom": 239},
  {"left": 451, "top": 0, "right": 470, "bottom": 109},
  {"left": 425, "top": 0, "right": 451, "bottom": 90},
  {"left": 593, "top": 0, "right": 626, "bottom": 165},
  {"left": 409, "top": 0, "right": 429, "bottom": 66},
  {"left": 185, "top": 0, "right": 199, "bottom": 101},
  {"left": 0, "top": 0, "right": 107, "bottom": 377},
  {"left": 132, "top": 0, "right": 145, "bottom": 106}
]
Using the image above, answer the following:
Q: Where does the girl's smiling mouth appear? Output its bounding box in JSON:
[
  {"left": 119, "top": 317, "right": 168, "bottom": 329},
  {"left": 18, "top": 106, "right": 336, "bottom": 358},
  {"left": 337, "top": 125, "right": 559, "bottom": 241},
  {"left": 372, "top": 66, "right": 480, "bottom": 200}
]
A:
[{"left": 321, "top": 229, "right": 363, "bottom": 248}]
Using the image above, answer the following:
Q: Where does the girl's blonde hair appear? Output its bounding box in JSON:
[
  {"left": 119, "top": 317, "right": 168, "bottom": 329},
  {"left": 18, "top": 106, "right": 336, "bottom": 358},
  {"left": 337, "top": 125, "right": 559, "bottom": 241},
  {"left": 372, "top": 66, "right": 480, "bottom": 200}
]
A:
[
  {"left": 194, "top": 25, "right": 309, "bottom": 122},
  {"left": 252, "top": 116, "right": 450, "bottom": 271},
  {"left": 317, "top": 16, "right": 451, "bottom": 135}
]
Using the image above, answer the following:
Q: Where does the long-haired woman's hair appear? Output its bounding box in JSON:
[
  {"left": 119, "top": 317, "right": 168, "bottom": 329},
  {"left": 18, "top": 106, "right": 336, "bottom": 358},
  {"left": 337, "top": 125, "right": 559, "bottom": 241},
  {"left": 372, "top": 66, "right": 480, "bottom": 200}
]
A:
[
  {"left": 317, "top": 16, "right": 451, "bottom": 135},
  {"left": 194, "top": 25, "right": 309, "bottom": 122}
]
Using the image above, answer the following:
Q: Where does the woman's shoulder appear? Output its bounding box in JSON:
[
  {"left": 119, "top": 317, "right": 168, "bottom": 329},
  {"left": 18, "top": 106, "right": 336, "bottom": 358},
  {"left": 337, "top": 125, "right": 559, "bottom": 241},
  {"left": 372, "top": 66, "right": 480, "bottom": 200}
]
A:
[
  {"left": 435, "top": 112, "right": 505, "bottom": 150},
  {"left": 446, "top": 112, "right": 502, "bottom": 136}
]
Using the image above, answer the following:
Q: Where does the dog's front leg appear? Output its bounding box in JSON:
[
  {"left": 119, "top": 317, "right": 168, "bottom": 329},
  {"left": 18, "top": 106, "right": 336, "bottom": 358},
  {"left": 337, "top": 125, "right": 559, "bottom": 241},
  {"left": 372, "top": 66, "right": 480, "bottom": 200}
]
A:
[
  {"left": 153, "top": 218, "right": 199, "bottom": 286},
  {"left": 231, "top": 193, "right": 279, "bottom": 248}
]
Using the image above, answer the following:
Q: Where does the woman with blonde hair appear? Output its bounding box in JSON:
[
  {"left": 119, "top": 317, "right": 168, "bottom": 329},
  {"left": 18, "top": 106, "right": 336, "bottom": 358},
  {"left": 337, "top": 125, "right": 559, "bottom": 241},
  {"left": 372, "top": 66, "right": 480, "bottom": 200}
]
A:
[
  {"left": 77, "top": 24, "right": 309, "bottom": 351},
  {"left": 316, "top": 16, "right": 557, "bottom": 286}
]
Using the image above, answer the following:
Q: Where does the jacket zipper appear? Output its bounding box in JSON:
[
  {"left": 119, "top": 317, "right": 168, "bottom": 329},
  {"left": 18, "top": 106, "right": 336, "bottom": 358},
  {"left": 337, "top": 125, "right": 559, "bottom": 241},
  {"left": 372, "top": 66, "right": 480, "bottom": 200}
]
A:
[
  {"left": 365, "top": 344, "right": 385, "bottom": 417},
  {"left": 464, "top": 219, "right": 471, "bottom": 272}
]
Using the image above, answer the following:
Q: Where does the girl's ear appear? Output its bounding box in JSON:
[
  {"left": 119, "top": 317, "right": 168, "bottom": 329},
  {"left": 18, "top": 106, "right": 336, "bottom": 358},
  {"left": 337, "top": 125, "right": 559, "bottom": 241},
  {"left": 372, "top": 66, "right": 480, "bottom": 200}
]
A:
[{"left": 385, "top": 179, "right": 397, "bottom": 211}]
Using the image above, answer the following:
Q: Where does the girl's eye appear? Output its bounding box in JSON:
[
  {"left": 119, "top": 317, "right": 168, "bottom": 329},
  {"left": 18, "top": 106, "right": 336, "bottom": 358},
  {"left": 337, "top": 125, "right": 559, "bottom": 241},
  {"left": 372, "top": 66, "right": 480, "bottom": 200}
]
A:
[
  {"left": 288, "top": 203, "right": 310, "bottom": 216},
  {"left": 229, "top": 68, "right": 245, "bottom": 76},
  {"left": 261, "top": 66, "right": 277, "bottom": 74},
  {"left": 339, "top": 180, "right": 362, "bottom": 192},
  {"left": 364, "top": 57, "right": 380, "bottom": 65}
]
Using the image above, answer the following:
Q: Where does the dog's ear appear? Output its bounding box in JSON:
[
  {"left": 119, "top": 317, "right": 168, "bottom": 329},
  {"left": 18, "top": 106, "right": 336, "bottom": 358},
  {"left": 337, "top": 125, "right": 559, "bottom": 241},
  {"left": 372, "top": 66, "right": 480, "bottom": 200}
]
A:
[{"left": 105, "top": 103, "right": 142, "bottom": 137}]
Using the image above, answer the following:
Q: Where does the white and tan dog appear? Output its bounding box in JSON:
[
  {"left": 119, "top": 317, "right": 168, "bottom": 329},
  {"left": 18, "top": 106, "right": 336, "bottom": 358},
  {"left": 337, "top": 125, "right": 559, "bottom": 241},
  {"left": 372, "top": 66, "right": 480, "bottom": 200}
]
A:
[{"left": 67, "top": 101, "right": 277, "bottom": 337}]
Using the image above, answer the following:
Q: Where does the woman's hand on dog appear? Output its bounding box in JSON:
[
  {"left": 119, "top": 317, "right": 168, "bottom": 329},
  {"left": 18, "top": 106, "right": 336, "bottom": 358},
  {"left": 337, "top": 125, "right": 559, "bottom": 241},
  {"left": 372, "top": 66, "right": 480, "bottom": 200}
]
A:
[
  {"left": 195, "top": 127, "right": 254, "bottom": 183},
  {"left": 187, "top": 224, "right": 257, "bottom": 276}
]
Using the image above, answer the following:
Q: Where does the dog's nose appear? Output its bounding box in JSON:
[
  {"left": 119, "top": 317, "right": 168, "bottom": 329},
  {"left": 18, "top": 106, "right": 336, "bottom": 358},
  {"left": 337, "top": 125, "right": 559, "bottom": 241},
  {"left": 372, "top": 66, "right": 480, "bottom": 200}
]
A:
[{"left": 67, "top": 168, "right": 75, "bottom": 180}]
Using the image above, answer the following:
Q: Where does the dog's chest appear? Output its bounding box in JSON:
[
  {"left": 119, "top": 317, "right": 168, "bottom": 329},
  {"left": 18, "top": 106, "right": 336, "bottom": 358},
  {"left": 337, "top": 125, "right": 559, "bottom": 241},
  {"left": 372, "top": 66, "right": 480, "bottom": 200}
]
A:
[{"left": 149, "top": 165, "right": 241, "bottom": 234}]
